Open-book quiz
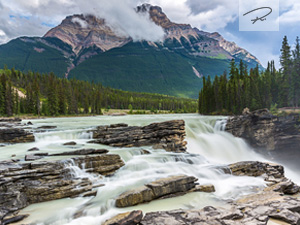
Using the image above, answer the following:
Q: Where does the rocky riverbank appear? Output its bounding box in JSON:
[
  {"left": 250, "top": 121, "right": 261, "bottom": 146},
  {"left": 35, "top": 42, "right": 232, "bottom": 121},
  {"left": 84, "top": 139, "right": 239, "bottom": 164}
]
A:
[
  {"left": 225, "top": 108, "right": 300, "bottom": 151},
  {"left": 115, "top": 175, "right": 215, "bottom": 208},
  {"left": 104, "top": 161, "right": 300, "bottom": 225}
]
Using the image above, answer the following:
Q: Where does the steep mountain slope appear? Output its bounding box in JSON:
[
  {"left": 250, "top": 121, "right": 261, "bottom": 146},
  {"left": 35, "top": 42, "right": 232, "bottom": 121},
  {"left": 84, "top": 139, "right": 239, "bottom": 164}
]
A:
[{"left": 0, "top": 4, "right": 262, "bottom": 98}]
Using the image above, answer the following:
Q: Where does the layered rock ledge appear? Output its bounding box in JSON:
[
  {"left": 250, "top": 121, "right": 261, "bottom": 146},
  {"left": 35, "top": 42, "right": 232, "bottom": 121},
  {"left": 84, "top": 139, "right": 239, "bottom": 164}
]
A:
[
  {"left": 0, "top": 153, "right": 124, "bottom": 222},
  {"left": 0, "top": 119, "right": 35, "bottom": 144},
  {"left": 115, "top": 175, "right": 215, "bottom": 208},
  {"left": 225, "top": 108, "right": 300, "bottom": 151},
  {"left": 90, "top": 120, "right": 187, "bottom": 152},
  {"left": 0, "top": 128, "right": 35, "bottom": 143}
]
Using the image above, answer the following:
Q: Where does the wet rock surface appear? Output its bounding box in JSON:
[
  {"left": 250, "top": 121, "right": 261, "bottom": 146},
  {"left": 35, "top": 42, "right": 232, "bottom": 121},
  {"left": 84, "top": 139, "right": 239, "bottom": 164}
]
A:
[
  {"left": 115, "top": 175, "right": 213, "bottom": 207},
  {"left": 109, "top": 161, "right": 300, "bottom": 225},
  {"left": 90, "top": 120, "right": 187, "bottom": 153},
  {"left": 0, "top": 152, "right": 124, "bottom": 222},
  {"left": 225, "top": 109, "right": 300, "bottom": 151},
  {"left": 103, "top": 210, "right": 143, "bottom": 225}
]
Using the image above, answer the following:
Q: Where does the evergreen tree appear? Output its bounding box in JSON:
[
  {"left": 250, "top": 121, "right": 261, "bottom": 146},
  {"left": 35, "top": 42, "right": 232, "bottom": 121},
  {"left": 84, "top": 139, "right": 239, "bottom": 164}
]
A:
[
  {"left": 280, "top": 36, "right": 292, "bottom": 106},
  {"left": 292, "top": 36, "right": 300, "bottom": 107},
  {"left": 0, "top": 82, "right": 4, "bottom": 115}
]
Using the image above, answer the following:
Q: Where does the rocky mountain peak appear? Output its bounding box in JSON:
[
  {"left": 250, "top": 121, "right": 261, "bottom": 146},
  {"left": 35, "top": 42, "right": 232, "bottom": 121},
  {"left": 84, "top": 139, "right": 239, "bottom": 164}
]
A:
[
  {"left": 43, "top": 3, "right": 262, "bottom": 70},
  {"left": 44, "top": 14, "right": 130, "bottom": 54}
]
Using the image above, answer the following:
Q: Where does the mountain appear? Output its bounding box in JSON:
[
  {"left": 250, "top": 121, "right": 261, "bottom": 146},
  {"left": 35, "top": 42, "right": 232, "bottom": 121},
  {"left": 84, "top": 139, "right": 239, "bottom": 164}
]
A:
[{"left": 0, "top": 4, "right": 262, "bottom": 98}]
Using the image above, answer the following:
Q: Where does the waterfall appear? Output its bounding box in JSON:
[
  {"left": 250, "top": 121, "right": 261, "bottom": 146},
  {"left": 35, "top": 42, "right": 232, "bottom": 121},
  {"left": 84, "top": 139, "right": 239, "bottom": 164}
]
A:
[{"left": 11, "top": 114, "right": 300, "bottom": 225}]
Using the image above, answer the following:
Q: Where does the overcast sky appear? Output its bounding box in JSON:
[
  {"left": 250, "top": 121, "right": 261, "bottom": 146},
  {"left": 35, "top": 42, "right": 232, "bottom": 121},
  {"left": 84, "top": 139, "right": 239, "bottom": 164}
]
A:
[{"left": 0, "top": 0, "right": 299, "bottom": 68}]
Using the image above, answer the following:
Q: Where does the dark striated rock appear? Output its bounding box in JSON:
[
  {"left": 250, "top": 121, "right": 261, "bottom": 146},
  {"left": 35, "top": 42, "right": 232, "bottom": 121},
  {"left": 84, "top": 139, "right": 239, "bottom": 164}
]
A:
[
  {"left": 37, "top": 126, "right": 57, "bottom": 129},
  {"left": 25, "top": 155, "right": 43, "bottom": 161},
  {"left": 0, "top": 128, "right": 35, "bottom": 144},
  {"left": 63, "top": 141, "right": 77, "bottom": 146},
  {"left": 115, "top": 175, "right": 200, "bottom": 207},
  {"left": 226, "top": 109, "right": 276, "bottom": 150},
  {"left": 50, "top": 148, "right": 108, "bottom": 156},
  {"left": 226, "top": 109, "right": 300, "bottom": 152},
  {"left": 90, "top": 120, "right": 187, "bottom": 153},
  {"left": 0, "top": 154, "right": 124, "bottom": 221},
  {"left": 103, "top": 210, "right": 143, "bottom": 225},
  {"left": 33, "top": 153, "right": 49, "bottom": 157},
  {"left": 27, "top": 121, "right": 33, "bottom": 125},
  {"left": 27, "top": 147, "right": 39, "bottom": 152},
  {"left": 2, "top": 214, "right": 29, "bottom": 225}
]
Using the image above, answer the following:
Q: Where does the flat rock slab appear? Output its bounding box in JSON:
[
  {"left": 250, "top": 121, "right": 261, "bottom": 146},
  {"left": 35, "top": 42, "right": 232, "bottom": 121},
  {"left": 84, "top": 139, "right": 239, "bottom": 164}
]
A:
[
  {"left": 90, "top": 120, "right": 187, "bottom": 153},
  {"left": 50, "top": 148, "right": 108, "bottom": 156},
  {"left": 115, "top": 175, "right": 202, "bottom": 207}
]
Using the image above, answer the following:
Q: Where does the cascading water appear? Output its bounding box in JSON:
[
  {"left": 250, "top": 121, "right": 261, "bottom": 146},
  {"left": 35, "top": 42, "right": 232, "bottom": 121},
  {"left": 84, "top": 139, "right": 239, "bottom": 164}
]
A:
[{"left": 6, "top": 114, "right": 300, "bottom": 225}]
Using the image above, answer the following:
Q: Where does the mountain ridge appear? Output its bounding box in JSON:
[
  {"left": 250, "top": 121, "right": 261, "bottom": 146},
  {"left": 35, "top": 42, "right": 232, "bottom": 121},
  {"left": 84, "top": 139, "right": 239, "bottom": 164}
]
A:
[{"left": 0, "top": 4, "right": 263, "bottom": 98}]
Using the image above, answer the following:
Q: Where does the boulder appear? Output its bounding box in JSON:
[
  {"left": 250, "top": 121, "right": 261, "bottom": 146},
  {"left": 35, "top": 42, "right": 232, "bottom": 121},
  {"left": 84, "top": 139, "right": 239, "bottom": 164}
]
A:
[
  {"left": 193, "top": 184, "right": 215, "bottom": 193},
  {"left": 25, "top": 155, "right": 43, "bottom": 161},
  {"left": 90, "top": 120, "right": 187, "bottom": 153},
  {"left": 63, "top": 141, "right": 77, "bottom": 146},
  {"left": 103, "top": 210, "right": 143, "bottom": 225},
  {"left": 27, "top": 147, "right": 39, "bottom": 152},
  {"left": 115, "top": 175, "right": 200, "bottom": 207}
]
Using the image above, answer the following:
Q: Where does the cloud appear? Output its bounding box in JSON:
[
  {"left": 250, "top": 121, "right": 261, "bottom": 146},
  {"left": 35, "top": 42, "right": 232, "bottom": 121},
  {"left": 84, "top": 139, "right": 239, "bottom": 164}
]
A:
[
  {"left": 71, "top": 17, "right": 89, "bottom": 28},
  {"left": 186, "top": 0, "right": 232, "bottom": 15},
  {"left": 148, "top": 0, "right": 238, "bottom": 31},
  {"left": 74, "top": 0, "right": 165, "bottom": 42},
  {"left": 0, "top": 0, "right": 165, "bottom": 44},
  {"left": 279, "top": 2, "right": 300, "bottom": 24}
]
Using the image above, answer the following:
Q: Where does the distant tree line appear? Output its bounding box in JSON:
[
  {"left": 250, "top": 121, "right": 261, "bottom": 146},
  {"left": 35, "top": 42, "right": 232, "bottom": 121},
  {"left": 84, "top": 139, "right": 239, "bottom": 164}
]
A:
[
  {"left": 198, "top": 36, "right": 300, "bottom": 115},
  {"left": 0, "top": 68, "right": 197, "bottom": 117}
]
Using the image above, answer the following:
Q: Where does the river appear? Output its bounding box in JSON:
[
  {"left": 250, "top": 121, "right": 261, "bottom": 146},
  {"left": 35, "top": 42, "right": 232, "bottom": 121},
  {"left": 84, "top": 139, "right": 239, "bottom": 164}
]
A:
[{"left": 2, "top": 114, "right": 299, "bottom": 225}]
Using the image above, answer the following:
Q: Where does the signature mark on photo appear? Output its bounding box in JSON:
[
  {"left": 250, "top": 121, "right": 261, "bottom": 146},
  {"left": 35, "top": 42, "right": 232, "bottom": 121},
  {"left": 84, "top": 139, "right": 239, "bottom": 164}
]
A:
[{"left": 243, "top": 7, "right": 272, "bottom": 24}]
